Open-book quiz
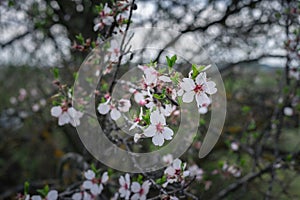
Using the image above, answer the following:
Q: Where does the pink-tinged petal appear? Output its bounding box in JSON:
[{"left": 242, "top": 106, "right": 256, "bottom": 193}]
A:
[
  {"left": 82, "top": 180, "right": 93, "bottom": 189},
  {"left": 165, "top": 166, "right": 175, "bottom": 176},
  {"left": 58, "top": 112, "right": 70, "bottom": 126},
  {"left": 172, "top": 159, "right": 182, "bottom": 170},
  {"left": 84, "top": 170, "right": 95, "bottom": 180},
  {"left": 143, "top": 125, "right": 156, "bottom": 137},
  {"left": 51, "top": 106, "right": 62, "bottom": 117},
  {"left": 162, "top": 127, "right": 174, "bottom": 140},
  {"left": 182, "top": 91, "right": 194, "bottom": 103},
  {"left": 131, "top": 193, "right": 140, "bottom": 200},
  {"left": 181, "top": 78, "right": 195, "bottom": 91},
  {"left": 152, "top": 134, "right": 165, "bottom": 146},
  {"left": 199, "top": 106, "right": 208, "bottom": 114},
  {"left": 159, "top": 75, "right": 172, "bottom": 82},
  {"left": 47, "top": 190, "right": 58, "bottom": 200},
  {"left": 97, "top": 103, "right": 110, "bottom": 114},
  {"left": 101, "top": 172, "right": 109, "bottom": 183},
  {"left": 110, "top": 108, "right": 121, "bottom": 120},
  {"left": 131, "top": 182, "right": 141, "bottom": 193},
  {"left": 195, "top": 93, "right": 210, "bottom": 108},
  {"left": 195, "top": 72, "right": 207, "bottom": 85},
  {"left": 134, "top": 92, "right": 144, "bottom": 104},
  {"left": 71, "top": 193, "right": 82, "bottom": 200},
  {"left": 118, "top": 99, "right": 131, "bottom": 112},
  {"left": 205, "top": 81, "right": 217, "bottom": 94},
  {"left": 150, "top": 110, "right": 166, "bottom": 125},
  {"left": 142, "top": 180, "right": 151, "bottom": 194}
]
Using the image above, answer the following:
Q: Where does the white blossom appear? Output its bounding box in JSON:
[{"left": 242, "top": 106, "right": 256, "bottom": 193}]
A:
[
  {"left": 119, "top": 173, "right": 131, "bottom": 199},
  {"left": 51, "top": 106, "right": 83, "bottom": 127},
  {"left": 283, "top": 107, "right": 293, "bottom": 116},
  {"left": 130, "top": 181, "right": 151, "bottom": 200},
  {"left": 82, "top": 170, "right": 109, "bottom": 196},
  {"left": 97, "top": 99, "right": 121, "bottom": 121},
  {"left": 143, "top": 110, "right": 174, "bottom": 146},
  {"left": 181, "top": 72, "right": 217, "bottom": 108},
  {"left": 163, "top": 159, "right": 190, "bottom": 187}
]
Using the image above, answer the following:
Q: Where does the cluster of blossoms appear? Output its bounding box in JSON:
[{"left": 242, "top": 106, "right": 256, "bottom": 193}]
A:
[
  {"left": 17, "top": 189, "right": 58, "bottom": 200},
  {"left": 18, "top": 156, "right": 207, "bottom": 200},
  {"left": 93, "top": 1, "right": 133, "bottom": 32},
  {"left": 162, "top": 155, "right": 190, "bottom": 187},
  {"left": 9, "top": 88, "right": 47, "bottom": 114},
  {"left": 116, "top": 174, "right": 151, "bottom": 200},
  {"left": 72, "top": 170, "right": 109, "bottom": 199},
  {"left": 97, "top": 56, "right": 217, "bottom": 147},
  {"left": 221, "top": 162, "right": 242, "bottom": 178}
]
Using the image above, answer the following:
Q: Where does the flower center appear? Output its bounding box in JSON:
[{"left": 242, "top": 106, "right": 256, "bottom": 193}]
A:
[
  {"left": 124, "top": 183, "right": 128, "bottom": 190},
  {"left": 156, "top": 123, "right": 164, "bottom": 133},
  {"left": 139, "top": 188, "right": 144, "bottom": 195},
  {"left": 194, "top": 84, "right": 204, "bottom": 93}
]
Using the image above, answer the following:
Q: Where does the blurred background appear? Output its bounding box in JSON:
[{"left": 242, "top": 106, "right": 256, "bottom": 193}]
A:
[{"left": 0, "top": 0, "right": 299, "bottom": 199}]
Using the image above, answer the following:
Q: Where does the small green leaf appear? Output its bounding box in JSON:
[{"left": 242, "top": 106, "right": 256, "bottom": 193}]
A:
[
  {"left": 24, "top": 181, "right": 30, "bottom": 195},
  {"left": 241, "top": 106, "right": 251, "bottom": 115},
  {"left": 191, "top": 64, "right": 199, "bottom": 79},
  {"left": 166, "top": 55, "right": 177, "bottom": 68},
  {"left": 52, "top": 67, "right": 59, "bottom": 79},
  {"left": 75, "top": 33, "right": 85, "bottom": 45}
]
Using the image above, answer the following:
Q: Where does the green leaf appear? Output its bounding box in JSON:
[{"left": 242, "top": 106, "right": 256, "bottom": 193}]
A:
[
  {"left": 75, "top": 33, "right": 85, "bottom": 45},
  {"left": 24, "top": 181, "right": 30, "bottom": 195},
  {"left": 137, "top": 174, "right": 143, "bottom": 184},
  {"left": 142, "top": 109, "right": 151, "bottom": 125},
  {"left": 191, "top": 64, "right": 199, "bottom": 79},
  {"left": 241, "top": 106, "right": 251, "bottom": 115},
  {"left": 37, "top": 185, "right": 49, "bottom": 197},
  {"left": 52, "top": 67, "right": 59, "bottom": 79},
  {"left": 166, "top": 55, "right": 177, "bottom": 68}
]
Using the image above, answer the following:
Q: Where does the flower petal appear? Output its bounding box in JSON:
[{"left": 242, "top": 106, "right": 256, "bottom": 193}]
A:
[
  {"left": 131, "top": 193, "right": 140, "bottom": 200},
  {"left": 182, "top": 91, "right": 194, "bottom": 103},
  {"left": 142, "top": 180, "right": 151, "bottom": 194},
  {"left": 51, "top": 106, "right": 62, "bottom": 117},
  {"left": 162, "top": 127, "right": 174, "bottom": 140},
  {"left": 71, "top": 193, "right": 82, "bottom": 200},
  {"left": 195, "top": 93, "right": 210, "bottom": 108},
  {"left": 82, "top": 180, "right": 93, "bottom": 189},
  {"left": 58, "top": 112, "right": 70, "bottom": 126},
  {"left": 159, "top": 75, "right": 172, "bottom": 82},
  {"left": 173, "top": 159, "right": 182, "bottom": 170},
  {"left": 181, "top": 78, "right": 195, "bottom": 91},
  {"left": 47, "top": 190, "right": 58, "bottom": 200},
  {"left": 131, "top": 182, "right": 141, "bottom": 193},
  {"left": 150, "top": 110, "right": 166, "bottom": 125},
  {"left": 152, "top": 134, "right": 165, "bottom": 146},
  {"left": 143, "top": 125, "right": 156, "bottom": 137},
  {"left": 195, "top": 72, "right": 206, "bottom": 85},
  {"left": 97, "top": 103, "right": 110, "bottom": 114},
  {"left": 101, "top": 171, "right": 109, "bottom": 183},
  {"left": 84, "top": 170, "right": 95, "bottom": 180},
  {"left": 205, "top": 81, "right": 217, "bottom": 94},
  {"left": 110, "top": 108, "right": 121, "bottom": 120}
]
